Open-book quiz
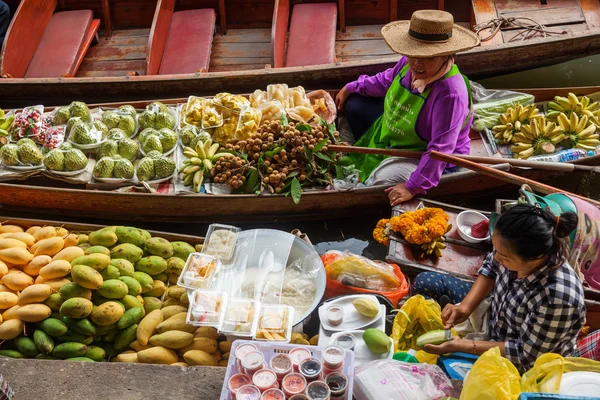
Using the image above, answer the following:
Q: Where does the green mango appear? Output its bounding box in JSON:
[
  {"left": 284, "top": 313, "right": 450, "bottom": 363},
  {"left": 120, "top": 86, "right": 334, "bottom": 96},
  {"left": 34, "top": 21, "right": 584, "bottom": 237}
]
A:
[
  {"left": 0, "top": 350, "right": 26, "bottom": 358},
  {"left": 100, "top": 343, "right": 116, "bottom": 360},
  {"left": 44, "top": 293, "right": 65, "bottom": 311},
  {"left": 165, "top": 257, "right": 185, "bottom": 275},
  {"left": 66, "top": 357, "right": 95, "bottom": 362},
  {"left": 71, "top": 254, "right": 111, "bottom": 271},
  {"left": 39, "top": 318, "right": 68, "bottom": 337},
  {"left": 135, "top": 256, "right": 168, "bottom": 276},
  {"left": 14, "top": 336, "right": 39, "bottom": 357},
  {"left": 59, "top": 282, "right": 92, "bottom": 301},
  {"left": 94, "top": 323, "right": 117, "bottom": 336},
  {"left": 71, "top": 264, "right": 103, "bottom": 290},
  {"left": 121, "top": 294, "right": 143, "bottom": 310},
  {"left": 33, "top": 329, "right": 55, "bottom": 355},
  {"left": 59, "top": 297, "right": 94, "bottom": 319},
  {"left": 114, "top": 324, "right": 138, "bottom": 350},
  {"left": 97, "top": 279, "right": 128, "bottom": 299},
  {"left": 145, "top": 237, "right": 174, "bottom": 259},
  {"left": 118, "top": 276, "right": 142, "bottom": 296},
  {"left": 52, "top": 342, "right": 88, "bottom": 359},
  {"left": 140, "top": 230, "right": 151, "bottom": 241},
  {"left": 133, "top": 271, "right": 154, "bottom": 293},
  {"left": 62, "top": 317, "right": 97, "bottom": 336},
  {"left": 100, "top": 265, "right": 121, "bottom": 280},
  {"left": 142, "top": 297, "right": 162, "bottom": 314},
  {"left": 115, "top": 226, "right": 146, "bottom": 247},
  {"left": 35, "top": 354, "right": 58, "bottom": 360},
  {"left": 171, "top": 241, "right": 195, "bottom": 261},
  {"left": 117, "top": 307, "right": 144, "bottom": 330},
  {"left": 78, "top": 243, "right": 92, "bottom": 251},
  {"left": 110, "top": 243, "right": 143, "bottom": 263},
  {"left": 57, "top": 331, "right": 89, "bottom": 344},
  {"left": 84, "top": 346, "right": 106, "bottom": 362},
  {"left": 110, "top": 259, "right": 135, "bottom": 277},
  {"left": 103, "top": 330, "right": 118, "bottom": 343},
  {"left": 152, "top": 272, "right": 168, "bottom": 282},
  {"left": 88, "top": 229, "right": 118, "bottom": 247},
  {"left": 84, "top": 246, "right": 111, "bottom": 256}
]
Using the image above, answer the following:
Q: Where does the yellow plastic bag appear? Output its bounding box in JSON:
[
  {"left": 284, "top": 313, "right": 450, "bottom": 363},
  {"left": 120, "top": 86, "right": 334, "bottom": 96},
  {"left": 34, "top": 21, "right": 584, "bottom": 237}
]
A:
[
  {"left": 460, "top": 347, "right": 521, "bottom": 400},
  {"left": 521, "top": 353, "right": 600, "bottom": 393},
  {"left": 391, "top": 295, "right": 453, "bottom": 364}
]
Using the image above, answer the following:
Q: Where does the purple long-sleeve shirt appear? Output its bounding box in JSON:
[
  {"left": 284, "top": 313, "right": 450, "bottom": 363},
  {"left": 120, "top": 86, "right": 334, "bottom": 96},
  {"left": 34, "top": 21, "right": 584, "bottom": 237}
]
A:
[{"left": 346, "top": 56, "right": 472, "bottom": 195}]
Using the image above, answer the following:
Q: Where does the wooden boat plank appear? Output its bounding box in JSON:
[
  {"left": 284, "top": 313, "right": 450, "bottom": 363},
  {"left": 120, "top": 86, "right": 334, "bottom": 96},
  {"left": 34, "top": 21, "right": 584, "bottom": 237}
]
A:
[
  {"left": 580, "top": 0, "right": 600, "bottom": 29},
  {"left": 501, "top": 22, "right": 589, "bottom": 43},
  {"left": 95, "top": 33, "right": 149, "bottom": 46},
  {"left": 495, "top": 0, "right": 580, "bottom": 13},
  {"left": 78, "top": 59, "right": 147, "bottom": 73},
  {"left": 215, "top": 28, "right": 271, "bottom": 43},
  {"left": 108, "top": 28, "right": 152, "bottom": 38},
  {"left": 335, "top": 38, "right": 396, "bottom": 59},
  {"left": 471, "top": 0, "right": 503, "bottom": 46},
  {"left": 85, "top": 44, "right": 148, "bottom": 62},
  {"left": 211, "top": 41, "right": 272, "bottom": 59},
  {"left": 209, "top": 63, "right": 271, "bottom": 72},
  {"left": 498, "top": 5, "right": 585, "bottom": 28},
  {"left": 336, "top": 24, "right": 386, "bottom": 41},
  {"left": 339, "top": 0, "right": 394, "bottom": 25}
]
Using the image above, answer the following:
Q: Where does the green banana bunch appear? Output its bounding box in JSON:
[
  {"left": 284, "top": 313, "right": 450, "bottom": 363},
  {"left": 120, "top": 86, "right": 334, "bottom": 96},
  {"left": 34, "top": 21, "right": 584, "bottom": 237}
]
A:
[
  {"left": 0, "top": 111, "right": 15, "bottom": 136},
  {"left": 179, "top": 138, "right": 233, "bottom": 193},
  {"left": 557, "top": 112, "right": 599, "bottom": 151},
  {"left": 420, "top": 236, "right": 447, "bottom": 258},
  {"left": 492, "top": 104, "right": 541, "bottom": 145},
  {"left": 510, "top": 116, "right": 565, "bottom": 159}
]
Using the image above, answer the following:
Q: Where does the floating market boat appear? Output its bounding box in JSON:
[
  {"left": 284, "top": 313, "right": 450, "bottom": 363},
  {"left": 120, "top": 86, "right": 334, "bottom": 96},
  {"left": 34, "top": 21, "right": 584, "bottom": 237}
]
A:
[
  {"left": 0, "top": 86, "right": 599, "bottom": 223},
  {"left": 1, "top": 0, "right": 600, "bottom": 107}
]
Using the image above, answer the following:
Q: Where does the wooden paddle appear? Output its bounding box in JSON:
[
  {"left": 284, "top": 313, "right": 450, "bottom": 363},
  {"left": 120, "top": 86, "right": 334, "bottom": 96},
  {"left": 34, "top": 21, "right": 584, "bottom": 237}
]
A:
[
  {"left": 429, "top": 150, "right": 600, "bottom": 208},
  {"left": 327, "top": 145, "right": 600, "bottom": 173}
]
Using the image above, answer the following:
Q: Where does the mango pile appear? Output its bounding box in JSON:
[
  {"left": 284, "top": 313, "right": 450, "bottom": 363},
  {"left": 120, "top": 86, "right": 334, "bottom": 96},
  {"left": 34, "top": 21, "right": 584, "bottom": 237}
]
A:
[{"left": 0, "top": 221, "right": 229, "bottom": 366}]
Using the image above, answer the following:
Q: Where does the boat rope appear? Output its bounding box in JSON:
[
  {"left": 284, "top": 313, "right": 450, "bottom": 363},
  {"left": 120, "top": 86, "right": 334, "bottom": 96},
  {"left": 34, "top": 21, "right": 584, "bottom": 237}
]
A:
[{"left": 474, "top": 16, "right": 568, "bottom": 42}]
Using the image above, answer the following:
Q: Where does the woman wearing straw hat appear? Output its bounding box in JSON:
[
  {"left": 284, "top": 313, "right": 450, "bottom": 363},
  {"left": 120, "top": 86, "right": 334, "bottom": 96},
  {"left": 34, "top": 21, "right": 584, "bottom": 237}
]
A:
[{"left": 336, "top": 10, "right": 480, "bottom": 206}]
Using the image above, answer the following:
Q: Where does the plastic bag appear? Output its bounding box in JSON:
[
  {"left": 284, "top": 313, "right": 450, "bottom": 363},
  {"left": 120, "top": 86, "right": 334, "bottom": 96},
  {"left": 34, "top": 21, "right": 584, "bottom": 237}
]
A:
[
  {"left": 259, "top": 101, "right": 285, "bottom": 123},
  {"left": 307, "top": 90, "right": 337, "bottom": 124},
  {"left": 42, "top": 125, "right": 66, "bottom": 153},
  {"left": 354, "top": 359, "right": 458, "bottom": 400},
  {"left": 267, "top": 83, "right": 290, "bottom": 107},
  {"left": 10, "top": 105, "right": 44, "bottom": 143},
  {"left": 236, "top": 107, "right": 262, "bottom": 139},
  {"left": 250, "top": 89, "right": 268, "bottom": 108},
  {"left": 521, "top": 353, "right": 600, "bottom": 393},
  {"left": 471, "top": 82, "right": 535, "bottom": 131},
  {"left": 281, "top": 254, "right": 321, "bottom": 321},
  {"left": 391, "top": 295, "right": 451, "bottom": 363},
  {"left": 460, "top": 347, "right": 521, "bottom": 400},
  {"left": 213, "top": 92, "right": 249, "bottom": 113},
  {"left": 322, "top": 251, "right": 409, "bottom": 306},
  {"left": 287, "top": 86, "right": 311, "bottom": 108},
  {"left": 286, "top": 106, "right": 317, "bottom": 124}
]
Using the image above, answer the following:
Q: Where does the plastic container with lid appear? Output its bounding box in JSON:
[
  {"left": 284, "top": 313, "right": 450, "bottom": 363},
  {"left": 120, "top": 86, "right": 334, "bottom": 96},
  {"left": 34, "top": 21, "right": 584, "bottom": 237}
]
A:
[
  {"left": 305, "top": 381, "right": 331, "bottom": 400},
  {"left": 324, "top": 305, "right": 344, "bottom": 327},
  {"left": 177, "top": 253, "right": 221, "bottom": 290},
  {"left": 228, "top": 374, "right": 253, "bottom": 398},
  {"left": 236, "top": 385, "right": 261, "bottom": 400},
  {"left": 235, "top": 343, "right": 259, "bottom": 369},
  {"left": 253, "top": 369, "right": 278, "bottom": 392},
  {"left": 288, "top": 395, "right": 310, "bottom": 400},
  {"left": 299, "top": 358, "right": 323, "bottom": 382},
  {"left": 242, "top": 352, "right": 266, "bottom": 376},
  {"left": 260, "top": 388, "right": 285, "bottom": 400},
  {"left": 282, "top": 373, "right": 307, "bottom": 397},
  {"left": 325, "top": 373, "right": 348, "bottom": 398},
  {"left": 322, "top": 346, "right": 345, "bottom": 375},
  {"left": 254, "top": 305, "right": 294, "bottom": 342},
  {"left": 186, "top": 290, "right": 227, "bottom": 327},
  {"left": 269, "top": 353, "right": 293, "bottom": 380},
  {"left": 333, "top": 333, "right": 356, "bottom": 351},
  {"left": 220, "top": 298, "right": 259, "bottom": 337},
  {"left": 289, "top": 348, "right": 312, "bottom": 371},
  {"left": 202, "top": 223, "right": 241, "bottom": 263}
]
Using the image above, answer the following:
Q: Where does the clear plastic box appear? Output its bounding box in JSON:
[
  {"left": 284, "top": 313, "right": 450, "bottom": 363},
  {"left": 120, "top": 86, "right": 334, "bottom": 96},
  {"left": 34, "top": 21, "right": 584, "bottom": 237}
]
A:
[
  {"left": 254, "top": 305, "right": 294, "bottom": 342},
  {"left": 202, "top": 224, "right": 241, "bottom": 263},
  {"left": 186, "top": 290, "right": 227, "bottom": 327},
  {"left": 220, "top": 340, "right": 355, "bottom": 400},
  {"left": 220, "top": 298, "right": 259, "bottom": 337},
  {"left": 177, "top": 253, "right": 221, "bottom": 290}
]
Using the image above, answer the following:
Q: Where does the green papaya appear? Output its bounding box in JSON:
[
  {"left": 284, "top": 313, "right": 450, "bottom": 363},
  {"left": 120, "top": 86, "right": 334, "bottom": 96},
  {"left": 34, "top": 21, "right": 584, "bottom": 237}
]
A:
[
  {"left": 62, "top": 317, "right": 97, "bottom": 336},
  {"left": 84, "top": 346, "right": 106, "bottom": 362},
  {"left": 166, "top": 257, "right": 185, "bottom": 275},
  {"left": 171, "top": 241, "right": 195, "bottom": 261},
  {"left": 71, "top": 265, "right": 103, "bottom": 290},
  {"left": 118, "top": 276, "right": 142, "bottom": 296},
  {"left": 15, "top": 336, "right": 40, "bottom": 357},
  {"left": 60, "top": 297, "right": 94, "bottom": 319},
  {"left": 52, "top": 342, "right": 88, "bottom": 359},
  {"left": 100, "top": 265, "right": 121, "bottom": 280},
  {"left": 33, "top": 329, "right": 54, "bottom": 354},
  {"left": 88, "top": 229, "right": 118, "bottom": 247},
  {"left": 71, "top": 254, "right": 111, "bottom": 271},
  {"left": 110, "top": 243, "right": 143, "bottom": 263},
  {"left": 44, "top": 293, "right": 65, "bottom": 311},
  {"left": 97, "top": 279, "right": 129, "bottom": 299},
  {"left": 117, "top": 307, "right": 144, "bottom": 330},
  {"left": 39, "top": 317, "right": 68, "bottom": 337},
  {"left": 145, "top": 237, "right": 174, "bottom": 259},
  {"left": 115, "top": 226, "right": 146, "bottom": 247},
  {"left": 110, "top": 259, "right": 135, "bottom": 277},
  {"left": 0, "top": 349, "right": 26, "bottom": 358},
  {"left": 133, "top": 271, "right": 154, "bottom": 293},
  {"left": 84, "top": 246, "right": 111, "bottom": 256},
  {"left": 135, "top": 256, "right": 168, "bottom": 276},
  {"left": 59, "top": 282, "right": 93, "bottom": 301},
  {"left": 114, "top": 324, "right": 138, "bottom": 350}
]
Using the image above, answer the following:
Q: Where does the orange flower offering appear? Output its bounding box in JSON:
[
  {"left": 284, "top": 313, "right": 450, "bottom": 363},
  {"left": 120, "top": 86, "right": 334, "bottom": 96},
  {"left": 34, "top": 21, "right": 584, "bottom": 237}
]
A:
[
  {"left": 372, "top": 218, "right": 390, "bottom": 246},
  {"left": 390, "top": 207, "right": 449, "bottom": 245}
]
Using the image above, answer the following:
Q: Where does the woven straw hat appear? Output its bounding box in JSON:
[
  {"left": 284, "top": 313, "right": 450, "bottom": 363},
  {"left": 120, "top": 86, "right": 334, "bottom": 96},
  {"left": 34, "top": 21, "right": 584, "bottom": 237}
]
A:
[{"left": 382, "top": 10, "right": 480, "bottom": 58}]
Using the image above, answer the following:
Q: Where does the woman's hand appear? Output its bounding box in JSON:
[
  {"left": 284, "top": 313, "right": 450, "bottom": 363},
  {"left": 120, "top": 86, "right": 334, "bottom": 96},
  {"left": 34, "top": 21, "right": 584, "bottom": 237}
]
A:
[
  {"left": 442, "top": 303, "right": 471, "bottom": 329},
  {"left": 384, "top": 183, "right": 414, "bottom": 206},
  {"left": 335, "top": 85, "right": 350, "bottom": 111},
  {"left": 423, "top": 337, "right": 466, "bottom": 355}
]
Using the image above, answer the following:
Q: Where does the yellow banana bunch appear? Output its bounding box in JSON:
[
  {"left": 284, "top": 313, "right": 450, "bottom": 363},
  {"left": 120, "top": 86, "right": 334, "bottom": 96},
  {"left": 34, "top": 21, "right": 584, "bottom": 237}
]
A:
[
  {"left": 556, "top": 112, "right": 599, "bottom": 151},
  {"left": 179, "top": 138, "right": 233, "bottom": 192},
  {"left": 510, "top": 116, "right": 565, "bottom": 159},
  {"left": 492, "top": 104, "right": 541, "bottom": 145},
  {"left": 420, "top": 236, "right": 446, "bottom": 258},
  {"left": 547, "top": 93, "right": 600, "bottom": 121}
]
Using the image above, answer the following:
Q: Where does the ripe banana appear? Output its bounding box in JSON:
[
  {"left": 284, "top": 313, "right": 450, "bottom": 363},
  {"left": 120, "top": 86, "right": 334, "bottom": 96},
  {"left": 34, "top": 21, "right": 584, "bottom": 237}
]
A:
[
  {"left": 179, "top": 138, "right": 234, "bottom": 193},
  {"left": 492, "top": 104, "right": 541, "bottom": 145},
  {"left": 556, "top": 111, "right": 600, "bottom": 150},
  {"left": 510, "top": 116, "right": 564, "bottom": 159}
]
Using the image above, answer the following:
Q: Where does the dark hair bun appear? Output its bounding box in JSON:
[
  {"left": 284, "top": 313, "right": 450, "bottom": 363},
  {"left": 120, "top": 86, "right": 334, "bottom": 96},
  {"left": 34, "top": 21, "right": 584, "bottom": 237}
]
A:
[{"left": 556, "top": 211, "right": 578, "bottom": 238}]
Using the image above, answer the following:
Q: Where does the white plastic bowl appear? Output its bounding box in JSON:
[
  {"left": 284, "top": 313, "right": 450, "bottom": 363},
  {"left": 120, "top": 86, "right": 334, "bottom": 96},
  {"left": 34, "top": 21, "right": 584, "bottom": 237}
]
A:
[{"left": 457, "top": 210, "right": 490, "bottom": 243}]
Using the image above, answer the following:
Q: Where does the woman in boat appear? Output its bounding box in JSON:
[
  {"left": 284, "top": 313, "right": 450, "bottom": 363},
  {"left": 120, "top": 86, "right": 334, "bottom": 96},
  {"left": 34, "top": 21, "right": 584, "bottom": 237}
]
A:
[
  {"left": 412, "top": 204, "right": 585, "bottom": 372},
  {"left": 0, "top": 1, "right": 10, "bottom": 45},
  {"left": 335, "top": 10, "right": 480, "bottom": 206}
]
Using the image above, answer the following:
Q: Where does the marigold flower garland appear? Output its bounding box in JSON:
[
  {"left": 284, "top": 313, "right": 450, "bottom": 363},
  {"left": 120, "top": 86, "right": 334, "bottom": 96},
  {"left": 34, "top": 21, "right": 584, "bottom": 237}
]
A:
[{"left": 373, "top": 207, "right": 450, "bottom": 257}]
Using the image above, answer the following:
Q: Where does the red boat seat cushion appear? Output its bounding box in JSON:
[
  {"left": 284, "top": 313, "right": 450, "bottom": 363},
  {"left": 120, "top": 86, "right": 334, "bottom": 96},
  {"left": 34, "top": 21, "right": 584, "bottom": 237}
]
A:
[
  {"left": 159, "top": 9, "right": 216, "bottom": 75},
  {"left": 286, "top": 3, "right": 337, "bottom": 67},
  {"left": 25, "top": 10, "right": 94, "bottom": 78}
]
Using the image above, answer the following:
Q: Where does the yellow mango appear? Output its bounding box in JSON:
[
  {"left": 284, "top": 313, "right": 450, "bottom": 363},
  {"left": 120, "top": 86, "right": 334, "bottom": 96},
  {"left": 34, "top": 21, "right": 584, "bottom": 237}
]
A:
[
  {"left": 33, "top": 237, "right": 64, "bottom": 257},
  {"left": 219, "top": 341, "right": 232, "bottom": 353},
  {"left": 161, "top": 305, "right": 187, "bottom": 320},
  {"left": 137, "top": 346, "right": 178, "bottom": 364},
  {"left": 39, "top": 260, "right": 72, "bottom": 280},
  {"left": 0, "top": 225, "right": 24, "bottom": 234},
  {"left": 16, "top": 303, "right": 52, "bottom": 322},
  {"left": 0, "top": 238, "right": 27, "bottom": 250},
  {"left": 0, "top": 232, "right": 36, "bottom": 247},
  {"left": 129, "top": 340, "right": 152, "bottom": 352},
  {"left": 32, "top": 226, "right": 57, "bottom": 242},
  {"left": 1, "top": 271, "right": 33, "bottom": 291},
  {"left": 170, "top": 362, "right": 189, "bottom": 367},
  {"left": 183, "top": 350, "right": 217, "bottom": 366},
  {"left": 25, "top": 226, "right": 41, "bottom": 235},
  {"left": 44, "top": 278, "right": 70, "bottom": 291},
  {"left": 112, "top": 352, "right": 139, "bottom": 363},
  {"left": 63, "top": 234, "right": 78, "bottom": 248},
  {"left": 136, "top": 309, "right": 163, "bottom": 345},
  {"left": 0, "top": 292, "right": 18, "bottom": 309},
  {"left": 0, "top": 261, "right": 7, "bottom": 279},
  {"left": 0, "top": 318, "right": 24, "bottom": 340},
  {"left": 56, "top": 227, "right": 69, "bottom": 238},
  {"left": 2, "top": 305, "right": 20, "bottom": 320},
  {"left": 52, "top": 246, "right": 84, "bottom": 263},
  {"left": 180, "top": 337, "right": 218, "bottom": 354},
  {"left": 156, "top": 312, "right": 195, "bottom": 334},
  {"left": 149, "top": 331, "right": 194, "bottom": 349},
  {"left": 194, "top": 327, "right": 220, "bottom": 340},
  {"left": 166, "top": 286, "right": 185, "bottom": 300},
  {"left": 0, "top": 248, "right": 33, "bottom": 265},
  {"left": 18, "top": 284, "right": 53, "bottom": 306},
  {"left": 23, "top": 255, "right": 52, "bottom": 277}
]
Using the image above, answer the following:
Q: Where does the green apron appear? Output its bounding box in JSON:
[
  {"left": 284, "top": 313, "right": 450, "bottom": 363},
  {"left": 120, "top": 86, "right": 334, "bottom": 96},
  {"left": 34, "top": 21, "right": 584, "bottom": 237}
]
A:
[{"left": 350, "top": 64, "right": 472, "bottom": 181}]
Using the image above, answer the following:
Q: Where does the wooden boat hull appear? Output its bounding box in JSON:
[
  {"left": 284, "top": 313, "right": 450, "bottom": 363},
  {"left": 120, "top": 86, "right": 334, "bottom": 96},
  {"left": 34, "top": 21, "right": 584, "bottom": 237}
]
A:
[{"left": 1, "top": 30, "right": 600, "bottom": 108}]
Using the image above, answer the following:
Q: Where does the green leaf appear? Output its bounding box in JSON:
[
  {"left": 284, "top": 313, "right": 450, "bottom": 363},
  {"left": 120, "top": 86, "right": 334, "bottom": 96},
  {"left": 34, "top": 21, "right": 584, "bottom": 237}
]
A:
[
  {"left": 265, "top": 145, "right": 284, "bottom": 157},
  {"left": 240, "top": 169, "right": 259, "bottom": 193},
  {"left": 315, "top": 152, "right": 333, "bottom": 162},
  {"left": 328, "top": 123, "right": 336, "bottom": 134},
  {"left": 318, "top": 115, "right": 328, "bottom": 126},
  {"left": 291, "top": 177, "right": 302, "bottom": 204},
  {"left": 335, "top": 165, "right": 343, "bottom": 180},
  {"left": 312, "top": 138, "right": 329, "bottom": 153},
  {"left": 296, "top": 124, "right": 312, "bottom": 133},
  {"left": 286, "top": 170, "right": 299, "bottom": 179},
  {"left": 280, "top": 113, "right": 289, "bottom": 126}
]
